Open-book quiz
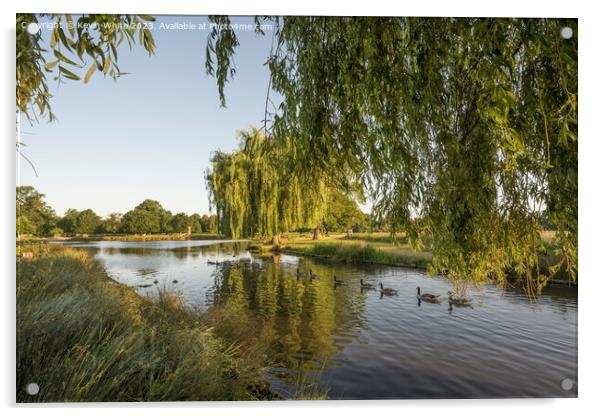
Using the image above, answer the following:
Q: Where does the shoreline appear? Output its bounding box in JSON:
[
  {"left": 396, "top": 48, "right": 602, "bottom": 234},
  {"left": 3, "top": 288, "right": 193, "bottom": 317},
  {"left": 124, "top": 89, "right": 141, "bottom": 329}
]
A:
[{"left": 17, "top": 233, "right": 577, "bottom": 288}]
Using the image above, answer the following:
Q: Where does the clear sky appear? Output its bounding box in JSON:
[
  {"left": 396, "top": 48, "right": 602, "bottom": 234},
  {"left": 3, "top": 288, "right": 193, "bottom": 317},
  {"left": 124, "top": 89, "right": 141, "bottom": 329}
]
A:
[{"left": 18, "top": 15, "right": 276, "bottom": 217}]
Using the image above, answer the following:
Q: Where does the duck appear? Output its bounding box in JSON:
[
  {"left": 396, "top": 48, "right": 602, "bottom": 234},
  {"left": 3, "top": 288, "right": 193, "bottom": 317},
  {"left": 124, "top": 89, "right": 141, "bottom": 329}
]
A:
[
  {"left": 416, "top": 286, "right": 440, "bottom": 303},
  {"left": 309, "top": 269, "right": 320, "bottom": 280},
  {"left": 379, "top": 282, "right": 398, "bottom": 295},
  {"left": 360, "top": 279, "right": 375, "bottom": 290},
  {"left": 334, "top": 275, "right": 346, "bottom": 285},
  {"left": 447, "top": 291, "right": 473, "bottom": 307}
]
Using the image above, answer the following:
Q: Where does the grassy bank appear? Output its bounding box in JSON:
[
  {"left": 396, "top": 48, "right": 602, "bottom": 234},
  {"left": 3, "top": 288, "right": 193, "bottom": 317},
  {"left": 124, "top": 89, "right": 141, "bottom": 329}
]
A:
[
  {"left": 16, "top": 245, "right": 321, "bottom": 402},
  {"left": 273, "top": 231, "right": 574, "bottom": 285},
  {"left": 277, "top": 232, "right": 432, "bottom": 269}
]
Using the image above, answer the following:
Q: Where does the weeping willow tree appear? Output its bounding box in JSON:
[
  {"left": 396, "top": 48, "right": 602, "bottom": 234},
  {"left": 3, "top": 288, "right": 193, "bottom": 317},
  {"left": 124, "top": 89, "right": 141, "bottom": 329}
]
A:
[
  {"left": 206, "top": 17, "right": 577, "bottom": 293},
  {"left": 206, "top": 128, "right": 329, "bottom": 243}
]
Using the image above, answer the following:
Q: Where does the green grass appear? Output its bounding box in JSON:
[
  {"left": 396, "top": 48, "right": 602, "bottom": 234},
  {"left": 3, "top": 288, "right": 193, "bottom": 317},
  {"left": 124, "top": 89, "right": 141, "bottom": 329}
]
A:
[
  {"left": 16, "top": 244, "right": 324, "bottom": 402},
  {"left": 284, "top": 241, "right": 432, "bottom": 269}
]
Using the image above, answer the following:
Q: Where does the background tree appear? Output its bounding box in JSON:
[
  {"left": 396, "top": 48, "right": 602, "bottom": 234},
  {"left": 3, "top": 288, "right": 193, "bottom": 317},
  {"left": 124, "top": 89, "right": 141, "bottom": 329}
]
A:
[
  {"left": 16, "top": 186, "right": 57, "bottom": 237},
  {"left": 189, "top": 213, "right": 203, "bottom": 234},
  {"left": 170, "top": 213, "right": 191, "bottom": 233},
  {"left": 206, "top": 16, "right": 578, "bottom": 293},
  {"left": 206, "top": 128, "right": 329, "bottom": 244},
  {"left": 199, "top": 214, "right": 219, "bottom": 234},
  {"left": 16, "top": 214, "right": 36, "bottom": 237},
  {"left": 120, "top": 200, "right": 172, "bottom": 234},
  {"left": 102, "top": 213, "right": 122, "bottom": 234},
  {"left": 323, "top": 190, "right": 369, "bottom": 233},
  {"left": 58, "top": 208, "right": 102, "bottom": 235},
  {"left": 58, "top": 208, "right": 79, "bottom": 235},
  {"left": 74, "top": 209, "right": 102, "bottom": 235}
]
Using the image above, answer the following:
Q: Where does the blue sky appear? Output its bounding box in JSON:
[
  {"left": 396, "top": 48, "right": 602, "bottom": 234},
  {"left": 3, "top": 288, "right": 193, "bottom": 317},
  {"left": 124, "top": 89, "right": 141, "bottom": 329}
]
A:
[{"left": 18, "top": 15, "right": 276, "bottom": 217}]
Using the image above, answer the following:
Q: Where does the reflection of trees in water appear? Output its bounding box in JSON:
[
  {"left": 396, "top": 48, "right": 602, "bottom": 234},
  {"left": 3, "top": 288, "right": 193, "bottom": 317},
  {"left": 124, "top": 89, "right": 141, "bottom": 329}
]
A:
[
  {"left": 209, "top": 256, "right": 367, "bottom": 387},
  {"left": 94, "top": 241, "right": 251, "bottom": 260}
]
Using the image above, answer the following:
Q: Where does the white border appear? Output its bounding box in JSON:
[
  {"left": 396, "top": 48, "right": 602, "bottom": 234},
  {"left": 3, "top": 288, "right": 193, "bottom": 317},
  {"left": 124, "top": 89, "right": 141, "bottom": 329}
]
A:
[{"left": 3, "top": 1, "right": 600, "bottom": 415}]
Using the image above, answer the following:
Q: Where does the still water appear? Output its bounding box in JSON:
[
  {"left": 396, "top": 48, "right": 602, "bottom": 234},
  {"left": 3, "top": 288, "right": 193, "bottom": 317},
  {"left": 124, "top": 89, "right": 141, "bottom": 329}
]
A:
[{"left": 62, "top": 240, "right": 577, "bottom": 399}]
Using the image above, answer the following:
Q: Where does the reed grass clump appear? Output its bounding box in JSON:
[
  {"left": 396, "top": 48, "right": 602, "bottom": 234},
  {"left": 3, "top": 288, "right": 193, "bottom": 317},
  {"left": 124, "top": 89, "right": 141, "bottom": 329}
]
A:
[
  {"left": 16, "top": 245, "right": 271, "bottom": 402},
  {"left": 294, "top": 242, "right": 431, "bottom": 269}
]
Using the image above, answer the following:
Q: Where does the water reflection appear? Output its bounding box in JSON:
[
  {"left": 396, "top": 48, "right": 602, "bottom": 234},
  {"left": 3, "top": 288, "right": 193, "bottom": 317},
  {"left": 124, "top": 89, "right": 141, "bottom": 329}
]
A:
[{"left": 59, "top": 240, "right": 578, "bottom": 399}]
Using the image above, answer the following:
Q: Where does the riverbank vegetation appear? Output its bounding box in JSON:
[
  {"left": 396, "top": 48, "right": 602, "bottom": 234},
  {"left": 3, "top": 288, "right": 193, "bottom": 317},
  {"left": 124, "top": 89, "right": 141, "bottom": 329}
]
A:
[
  {"left": 17, "top": 244, "right": 324, "bottom": 401},
  {"left": 270, "top": 231, "right": 573, "bottom": 285}
]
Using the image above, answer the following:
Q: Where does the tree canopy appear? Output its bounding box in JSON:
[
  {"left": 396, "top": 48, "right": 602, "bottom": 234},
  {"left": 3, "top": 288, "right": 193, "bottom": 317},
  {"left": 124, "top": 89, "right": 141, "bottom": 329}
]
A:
[
  {"left": 120, "top": 200, "right": 173, "bottom": 234},
  {"left": 16, "top": 186, "right": 56, "bottom": 236},
  {"left": 59, "top": 208, "right": 102, "bottom": 235},
  {"left": 206, "top": 16, "right": 578, "bottom": 292},
  {"left": 206, "top": 128, "right": 328, "bottom": 241}
]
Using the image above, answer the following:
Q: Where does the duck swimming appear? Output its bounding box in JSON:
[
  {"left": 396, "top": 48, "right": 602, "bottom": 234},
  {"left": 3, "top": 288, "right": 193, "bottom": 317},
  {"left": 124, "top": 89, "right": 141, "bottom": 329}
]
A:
[
  {"left": 416, "top": 286, "right": 440, "bottom": 303},
  {"left": 334, "top": 275, "right": 346, "bottom": 285},
  {"left": 360, "top": 279, "right": 375, "bottom": 290},
  {"left": 447, "top": 291, "right": 473, "bottom": 307},
  {"left": 379, "top": 282, "right": 398, "bottom": 295}
]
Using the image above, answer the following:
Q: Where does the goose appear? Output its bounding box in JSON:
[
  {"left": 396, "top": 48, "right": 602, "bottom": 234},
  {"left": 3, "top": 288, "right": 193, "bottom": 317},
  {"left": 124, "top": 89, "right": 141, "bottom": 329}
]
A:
[
  {"left": 360, "top": 279, "right": 375, "bottom": 290},
  {"left": 172, "top": 279, "right": 178, "bottom": 284},
  {"left": 296, "top": 268, "right": 306, "bottom": 278},
  {"left": 416, "top": 286, "right": 440, "bottom": 303},
  {"left": 334, "top": 275, "right": 346, "bottom": 285},
  {"left": 309, "top": 269, "right": 320, "bottom": 280},
  {"left": 153, "top": 279, "right": 159, "bottom": 285},
  {"left": 207, "top": 260, "right": 220, "bottom": 265},
  {"left": 447, "top": 291, "right": 473, "bottom": 307},
  {"left": 379, "top": 282, "right": 398, "bottom": 295}
]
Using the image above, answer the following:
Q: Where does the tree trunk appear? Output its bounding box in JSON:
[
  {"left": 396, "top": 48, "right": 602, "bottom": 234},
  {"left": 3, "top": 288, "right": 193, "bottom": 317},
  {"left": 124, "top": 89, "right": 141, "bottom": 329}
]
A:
[
  {"left": 271, "top": 234, "right": 281, "bottom": 246},
  {"left": 312, "top": 227, "right": 321, "bottom": 240}
]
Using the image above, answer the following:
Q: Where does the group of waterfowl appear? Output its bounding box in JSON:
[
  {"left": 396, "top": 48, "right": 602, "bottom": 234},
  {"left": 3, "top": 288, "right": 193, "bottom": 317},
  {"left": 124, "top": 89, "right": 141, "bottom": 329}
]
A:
[
  {"left": 295, "top": 266, "right": 473, "bottom": 307},
  {"left": 151, "top": 278, "right": 179, "bottom": 285},
  {"left": 414, "top": 287, "right": 473, "bottom": 308}
]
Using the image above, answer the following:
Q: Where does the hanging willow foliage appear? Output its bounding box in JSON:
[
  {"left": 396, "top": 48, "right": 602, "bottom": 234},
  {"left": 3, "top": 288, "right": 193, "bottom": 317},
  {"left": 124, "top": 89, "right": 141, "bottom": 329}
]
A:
[
  {"left": 206, "top": 17, "right": 577, "bottom": 293},
  {"left": 206, "top": 128, "right": 328, "bottom": 240}
]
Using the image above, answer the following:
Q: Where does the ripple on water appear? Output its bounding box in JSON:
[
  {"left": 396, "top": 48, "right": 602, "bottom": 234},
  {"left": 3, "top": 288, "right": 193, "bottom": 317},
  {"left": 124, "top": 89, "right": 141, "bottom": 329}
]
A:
[{"left": 73, "top": 240, "right": 577, "bottom": 399}]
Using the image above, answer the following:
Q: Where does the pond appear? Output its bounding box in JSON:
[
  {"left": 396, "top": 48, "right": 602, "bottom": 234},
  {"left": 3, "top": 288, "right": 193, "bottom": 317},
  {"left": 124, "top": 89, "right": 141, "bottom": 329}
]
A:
[{"left": 60, "top": 240, "right": 578, "bottom": 399}]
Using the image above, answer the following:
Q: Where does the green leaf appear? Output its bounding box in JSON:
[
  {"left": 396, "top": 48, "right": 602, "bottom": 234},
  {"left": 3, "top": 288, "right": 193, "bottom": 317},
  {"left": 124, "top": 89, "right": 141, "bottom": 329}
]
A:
[
  {"left": 103, "top": 55, "right": 112, "bottom": 75},
  {"left": 57, "top": 28, "right": 72, "bottom": 51},
  {"left": 65, "top": 14, "right": 75, "bottom": 37},
  {"left": 44, "top": 60, "right": 59, "bottom": 71},
  {"left": 138, "top": 15, "right": 156, "bottom": 22},
  {"left": 54, "top": 50, "right": 79, "bottom": 66},
  {"left": 50, "top": 29, "right": 57, "bottom": 48},
  {"left": 83, "top": 62, "right": 97, "bottom": 84},
  {"left": 58, "top": 66, "right": 80, "bottom": 81}
]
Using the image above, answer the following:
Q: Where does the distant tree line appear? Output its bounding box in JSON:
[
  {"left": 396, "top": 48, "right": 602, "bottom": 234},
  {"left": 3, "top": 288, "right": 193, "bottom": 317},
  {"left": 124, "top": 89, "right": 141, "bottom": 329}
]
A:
[{"left": 16, "top": 186, "right": 218, "bottom": 237}]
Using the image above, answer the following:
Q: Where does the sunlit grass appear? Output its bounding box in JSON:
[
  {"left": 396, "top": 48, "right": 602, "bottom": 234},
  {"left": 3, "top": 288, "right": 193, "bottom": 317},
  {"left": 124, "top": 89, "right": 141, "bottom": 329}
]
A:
[{"left": 283, "top": 236, "right": 432, "bottom": 269}]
